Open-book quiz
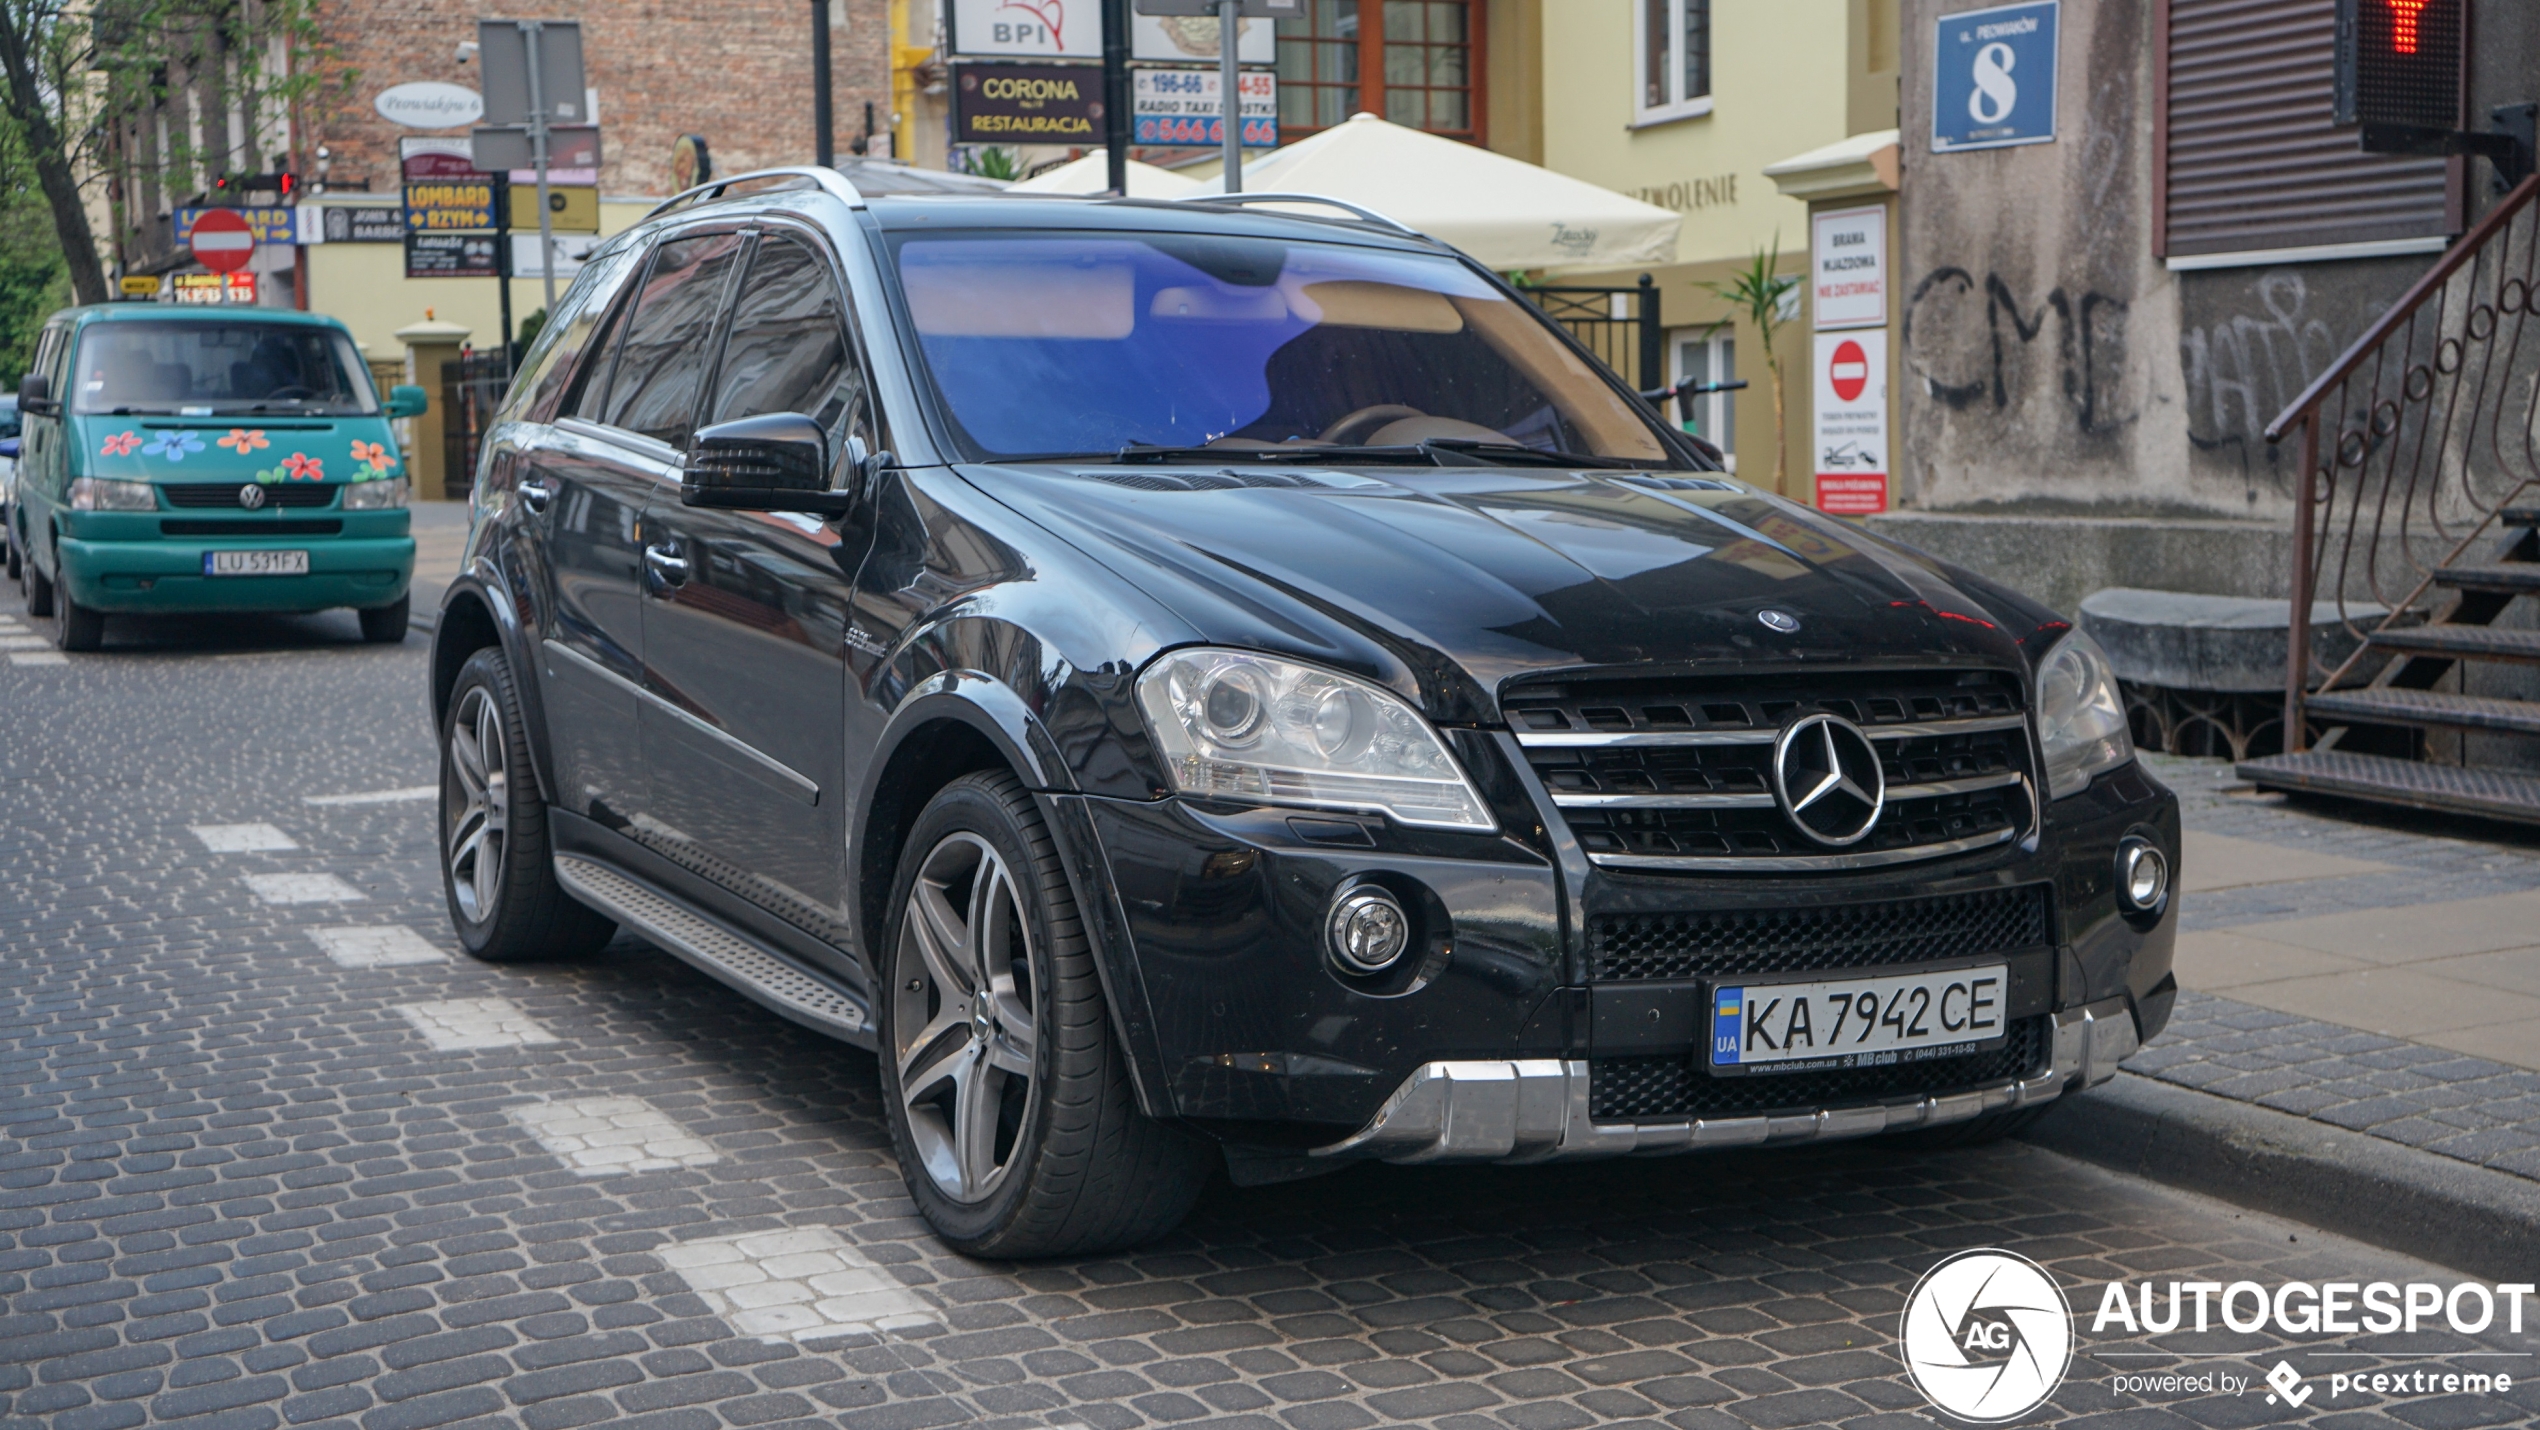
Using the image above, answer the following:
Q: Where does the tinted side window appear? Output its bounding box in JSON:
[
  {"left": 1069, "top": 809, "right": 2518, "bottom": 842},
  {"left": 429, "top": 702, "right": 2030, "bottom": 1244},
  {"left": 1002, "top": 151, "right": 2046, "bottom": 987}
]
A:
[
  {"left": 708, "top": 235, "right": 864, "bottom": 437},
  {"left": 602, "top": 231, "right": 745, "bottom": 446},
  {"left": 506, "top": 242, "right": 644, "bottom": 425}
]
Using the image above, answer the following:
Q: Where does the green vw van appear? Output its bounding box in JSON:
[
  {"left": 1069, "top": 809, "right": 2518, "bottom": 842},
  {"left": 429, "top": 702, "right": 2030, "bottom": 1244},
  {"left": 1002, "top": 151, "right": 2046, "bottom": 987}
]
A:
[{"left": 10, "top": 305, "right": 428, "bottom": 651}]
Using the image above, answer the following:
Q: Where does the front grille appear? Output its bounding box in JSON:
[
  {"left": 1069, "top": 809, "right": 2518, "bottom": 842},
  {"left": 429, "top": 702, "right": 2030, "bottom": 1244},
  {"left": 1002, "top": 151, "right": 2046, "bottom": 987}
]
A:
[
  {"left": 1591, "top": 885, "right": 2050, "bottom": 982},
  {"left": 162, "top": 483, "right": 337, "bottom": 509},
  {"left": 1589, "top": 1015, "right": 2051, "bottom": 1121},
  {"left": 163, "top": 519, "right": 342, "bottom": 537},
  {"left": 1510, "top": 669, "right": 2035, "bottom": 872}
]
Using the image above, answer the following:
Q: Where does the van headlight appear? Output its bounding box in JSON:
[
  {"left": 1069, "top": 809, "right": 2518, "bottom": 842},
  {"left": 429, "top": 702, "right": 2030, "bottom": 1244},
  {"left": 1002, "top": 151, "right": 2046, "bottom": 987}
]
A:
[
  {"left": 1136, "top": 649, "right": 1496, "bottom": 832},
  {"left": 2036, "top": 631, "right": 2133, "bottom": 800},
  {"left": 343, "top": 477, "right": 409, "bottom": 510},
  {"left": 69, "top": 477, "right": 157, "bottom": 511}
]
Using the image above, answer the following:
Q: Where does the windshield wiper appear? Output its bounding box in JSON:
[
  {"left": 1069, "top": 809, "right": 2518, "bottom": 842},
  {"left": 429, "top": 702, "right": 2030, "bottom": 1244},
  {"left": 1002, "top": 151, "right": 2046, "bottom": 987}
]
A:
[
  {"left": 1415, "top": 438, "right": 1643, "bottom": 469},
  {"left": 1113, "top": 442, "right": 1434, "bottom": 464}
]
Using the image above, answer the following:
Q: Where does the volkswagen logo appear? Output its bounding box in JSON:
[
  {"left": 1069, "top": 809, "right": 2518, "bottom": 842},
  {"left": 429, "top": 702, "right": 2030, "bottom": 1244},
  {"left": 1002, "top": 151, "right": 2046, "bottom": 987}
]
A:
[
  {"left": 1771, "top": 712, "right": 1886, "bottom": 846},
  {"left": 237, "top": 484, "right": 266, "bottom": 510},
  {"left": 1900, "top": 1249, "right": 2072, "bottom": 1422},
  {"left": 1757, "top": 608, "right": 1801, "bottom": 633}
]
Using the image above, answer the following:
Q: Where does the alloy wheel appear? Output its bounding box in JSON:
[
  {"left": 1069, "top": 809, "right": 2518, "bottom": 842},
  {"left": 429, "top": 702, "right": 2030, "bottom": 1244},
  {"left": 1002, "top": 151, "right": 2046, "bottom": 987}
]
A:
[
  {"left": 445, "top": 685, "right": 509, "bottom": 924},
  {"left": 892, "top": 831, "right": 1038, "bottom": 1204}
]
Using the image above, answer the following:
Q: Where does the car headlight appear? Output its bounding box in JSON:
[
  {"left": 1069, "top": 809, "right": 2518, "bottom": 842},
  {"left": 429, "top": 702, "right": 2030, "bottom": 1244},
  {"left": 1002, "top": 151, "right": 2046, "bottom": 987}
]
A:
[
  {"left": 343, "top": 477, "right": 410, "bottom": 510},
  {"left": 2036, "top": 630, "right": 2133, "bottom": 800},
  {"left": 1135, "top": 648, "right": 1496, "bottom": 832},
  {"left": 69, "top": 477, "right": 157, "bottom": 511}
]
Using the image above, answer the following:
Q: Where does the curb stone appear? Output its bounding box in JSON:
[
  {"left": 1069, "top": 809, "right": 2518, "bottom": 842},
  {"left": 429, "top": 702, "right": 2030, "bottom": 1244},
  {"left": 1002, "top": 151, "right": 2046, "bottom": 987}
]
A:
[{"left": 2022, "top": 1070, "right": 2540, "bottom": 1278}]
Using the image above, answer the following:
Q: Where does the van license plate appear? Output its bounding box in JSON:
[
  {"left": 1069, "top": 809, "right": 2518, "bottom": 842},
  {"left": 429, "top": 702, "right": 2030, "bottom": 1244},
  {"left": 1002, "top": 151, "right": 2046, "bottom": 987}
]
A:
[
  {"left": 204, "top": 550, "right": 308, "bottom": 576},
  {"left": 1711, "top": 965, "right": 2008, "bottom": 1074}
]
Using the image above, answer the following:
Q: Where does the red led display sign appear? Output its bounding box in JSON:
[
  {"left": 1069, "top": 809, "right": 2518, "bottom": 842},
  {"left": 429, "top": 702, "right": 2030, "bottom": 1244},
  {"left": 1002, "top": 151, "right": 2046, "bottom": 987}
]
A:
[{"left": 2335, "top": 0, "right": 2463, "bottom": 132}]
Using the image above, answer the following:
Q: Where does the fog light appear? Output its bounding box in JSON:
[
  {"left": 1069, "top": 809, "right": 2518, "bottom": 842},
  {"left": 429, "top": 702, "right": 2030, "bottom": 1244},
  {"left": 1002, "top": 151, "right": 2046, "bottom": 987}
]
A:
[
  {"left": 1327, "top": 887, "right": 1410, "bottom": 974},
  {"left": 2117, "top": 837, "right": 2168, "bottom": 912}
]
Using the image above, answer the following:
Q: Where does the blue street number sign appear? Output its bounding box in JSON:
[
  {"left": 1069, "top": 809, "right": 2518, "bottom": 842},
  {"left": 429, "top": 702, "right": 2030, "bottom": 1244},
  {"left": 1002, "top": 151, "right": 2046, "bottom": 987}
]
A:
[{"left": 1931, "top": 0, "right": 2058, "bottom": 153}]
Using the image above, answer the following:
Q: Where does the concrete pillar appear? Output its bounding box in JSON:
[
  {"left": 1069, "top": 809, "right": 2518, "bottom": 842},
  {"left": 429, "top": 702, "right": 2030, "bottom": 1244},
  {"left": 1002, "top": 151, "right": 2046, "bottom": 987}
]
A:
[{"left": 395, "top": 317, "right": 473, "bottom": 502}]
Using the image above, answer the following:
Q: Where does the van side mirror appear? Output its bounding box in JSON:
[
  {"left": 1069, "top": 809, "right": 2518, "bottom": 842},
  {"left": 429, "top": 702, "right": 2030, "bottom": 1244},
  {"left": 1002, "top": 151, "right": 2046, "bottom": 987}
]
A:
[
  {"left": 17, "top": 373, "right": 50, "bottom": 413},
  {"left": 0, "top": 438, "right": 19, "bottom": 459},
  {"left": 682, "top": 412, "right": 854, "bottom": 516},
  {"left": 383, "top": 384, "right": 429, "bottom": 419}
]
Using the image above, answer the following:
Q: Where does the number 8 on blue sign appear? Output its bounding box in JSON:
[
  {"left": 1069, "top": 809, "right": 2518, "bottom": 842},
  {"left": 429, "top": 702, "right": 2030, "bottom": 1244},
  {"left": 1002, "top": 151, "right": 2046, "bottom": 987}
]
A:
[{"left": 1930, "top": 0, "right": 2058, "bottom": 153}]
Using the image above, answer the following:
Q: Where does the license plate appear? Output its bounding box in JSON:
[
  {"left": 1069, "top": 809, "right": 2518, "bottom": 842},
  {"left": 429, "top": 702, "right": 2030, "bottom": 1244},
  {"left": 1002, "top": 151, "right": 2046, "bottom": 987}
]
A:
[
  {"left": 203, "top": 549, "right": 308, "bottom": 576},
  {"left": 1711, "top": 964, "right": 2008, "bottom": 1074}
]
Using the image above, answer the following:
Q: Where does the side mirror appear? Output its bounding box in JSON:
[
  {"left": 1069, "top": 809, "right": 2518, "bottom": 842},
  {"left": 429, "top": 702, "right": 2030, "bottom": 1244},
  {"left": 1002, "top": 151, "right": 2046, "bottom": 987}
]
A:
[
  {"left": 17, "top": 373, "right": 50, "bottom": 413},
  {"left": 0, "top": 438, "right": 18, "bottom": 459},
  {"left": 842, "top": 434, "right": 896, "bottom": 505},
  {"left": 682, "top": 412, "right": 854, "bottom": 515},
  {"left": 383, "top": 384, "right": 429, "bottom": 419}
]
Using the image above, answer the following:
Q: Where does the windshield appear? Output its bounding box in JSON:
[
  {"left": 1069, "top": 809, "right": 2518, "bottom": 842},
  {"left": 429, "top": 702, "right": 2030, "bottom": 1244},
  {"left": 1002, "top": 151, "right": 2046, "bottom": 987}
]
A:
[
  {"left": 891, "top": 232, "right": 1675, "bottom": 463},
  {"left": 70, "top": 322, "right": 379, "bottom": 416}
]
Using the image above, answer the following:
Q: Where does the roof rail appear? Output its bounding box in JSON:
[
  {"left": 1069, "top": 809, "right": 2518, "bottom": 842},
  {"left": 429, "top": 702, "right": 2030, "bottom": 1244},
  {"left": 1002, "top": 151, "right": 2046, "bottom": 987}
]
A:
[
  {"left": 1176, "top": 191, "right": 1425, "bottom": 239},
  {"left": 645, "top": 166, "right": 866, "bottom": 221}
]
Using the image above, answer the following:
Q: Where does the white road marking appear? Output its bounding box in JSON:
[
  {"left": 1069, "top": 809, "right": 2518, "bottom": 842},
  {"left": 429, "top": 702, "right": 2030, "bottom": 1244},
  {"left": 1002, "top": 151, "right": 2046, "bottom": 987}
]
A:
[
  {"left": 244, "top": 872, "right": 363, "bottom": 904},
  {"left": 308, "top": 924, "right": 446, "bottom": 967},
  {"left": 8, "top": 651, "right": 67, "bottom": 667},
  {"left": 396, "top": 998, "right": 559, "bottom": 1051},
  {"left": 303, "top": 785, "right": 437, "bottom": 806},
  {"left": 509, "top": 1096, "right": 722, "bottom": 1177},
  {"left": 0, "top": 636, "right": 48, "bottom": 651},
  {"left": 658, "top": 1227, "right": 939, "bottom": 1343},
  {"left": 189, "top": 823, "right": 299, "bottom": 853}
]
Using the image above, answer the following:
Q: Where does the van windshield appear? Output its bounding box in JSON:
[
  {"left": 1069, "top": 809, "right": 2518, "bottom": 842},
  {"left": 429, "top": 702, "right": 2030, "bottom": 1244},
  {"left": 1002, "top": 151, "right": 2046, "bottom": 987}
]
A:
[
  {"left": 70, "top": 322, "right": 379, "bottom": 416},
  {"left": 890, "top": 232, "right": 1675, "bottom": 464}
]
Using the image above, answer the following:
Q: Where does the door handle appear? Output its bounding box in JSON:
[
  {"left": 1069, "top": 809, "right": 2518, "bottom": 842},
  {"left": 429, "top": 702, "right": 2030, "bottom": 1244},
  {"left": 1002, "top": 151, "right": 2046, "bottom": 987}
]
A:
[
  {"left": 518, "top": 478, "right": 554, "bottom": 513},
  {"left": 644, "top": 543, "right": 690, "bottom": 589}
]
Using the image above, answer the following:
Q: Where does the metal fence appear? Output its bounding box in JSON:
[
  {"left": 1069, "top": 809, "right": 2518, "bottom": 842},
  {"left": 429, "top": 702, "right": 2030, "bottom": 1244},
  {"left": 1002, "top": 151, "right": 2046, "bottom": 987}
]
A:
[
  {"left": 442, "top": 349, "right": 513, "bottom": 497},
  {"left": 1521, "top": 275, "right": 1665, "bottom": 394}
]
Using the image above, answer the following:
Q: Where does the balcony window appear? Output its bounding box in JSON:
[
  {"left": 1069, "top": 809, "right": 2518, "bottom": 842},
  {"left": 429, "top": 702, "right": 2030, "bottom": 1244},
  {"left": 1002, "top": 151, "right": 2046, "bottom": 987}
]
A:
[{"left": 1276, "top": 1, "right": 1480, "bottom": 141}]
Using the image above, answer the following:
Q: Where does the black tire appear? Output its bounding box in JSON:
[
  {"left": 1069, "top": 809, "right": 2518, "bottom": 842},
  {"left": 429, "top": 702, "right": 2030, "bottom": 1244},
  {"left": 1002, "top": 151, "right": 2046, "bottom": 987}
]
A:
[
  {"left": 24, "top": 547, "right": 52, "bottom": 617},
  {"left": 439, "top": 646, "right": 616, "bottom": 963},
  {"left": 1885, "top": 1102, "right": 2054, "bottom": 1150},
  {"left": 878, "top": 770, "right": 1208, "bottom": 1257},
  {"left": 359, "top": 595, "right": 411, "bottom": 644},
  {"left": 55, "top": 588, "right": 102, "bottom": 652}
]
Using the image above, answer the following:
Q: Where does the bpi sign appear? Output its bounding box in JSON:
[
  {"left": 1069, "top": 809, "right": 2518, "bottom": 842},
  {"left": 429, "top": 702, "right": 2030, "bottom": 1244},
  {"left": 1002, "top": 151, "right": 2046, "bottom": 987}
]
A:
[
  {"left": 1813, "top": 333, "right": 1888, "bottom": 515},
  {"left": 1932, "top": 0, "right": 2058, "bottom": 152}
]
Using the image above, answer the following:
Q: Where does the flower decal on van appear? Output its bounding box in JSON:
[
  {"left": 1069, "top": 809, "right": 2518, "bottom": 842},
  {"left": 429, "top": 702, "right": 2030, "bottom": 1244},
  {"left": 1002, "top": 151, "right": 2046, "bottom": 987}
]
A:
[
  {"left": 218, "top": 428, "right": 269, "bottom": 454},
  {"left": 281, "top": 452, "right": 324, "bottom": 481},
  {"left": 142, "top": 430, "right": 206, "bottom": 463},
  {"left": 99, "top": 431, "right": 141, "bottom": 457},
  {"left": 350, "top": 439, "right": 393, "bottom": 474}
]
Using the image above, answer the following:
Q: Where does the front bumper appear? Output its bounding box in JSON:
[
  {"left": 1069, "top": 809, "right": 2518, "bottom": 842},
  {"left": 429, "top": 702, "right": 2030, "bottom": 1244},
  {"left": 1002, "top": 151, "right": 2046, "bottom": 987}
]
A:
[
  {"left": 1312, "top": 995, "right": 2142, "bottom": 1164},
  {"left": 56, "top": 533, "right": 414, "bottom": 614}
]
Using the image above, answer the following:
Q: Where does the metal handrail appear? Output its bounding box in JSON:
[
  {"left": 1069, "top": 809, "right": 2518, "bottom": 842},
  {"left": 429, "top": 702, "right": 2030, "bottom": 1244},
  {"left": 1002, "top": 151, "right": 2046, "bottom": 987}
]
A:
[
  {"left": 644, "top": 166, "right": 868, "bottom": 221},
  {"left": 2265, "top": 176, "right": 2540, "bottom": 443},
  {"left": 2263, "top": 174, "right": 2540, "bottom": 756}
]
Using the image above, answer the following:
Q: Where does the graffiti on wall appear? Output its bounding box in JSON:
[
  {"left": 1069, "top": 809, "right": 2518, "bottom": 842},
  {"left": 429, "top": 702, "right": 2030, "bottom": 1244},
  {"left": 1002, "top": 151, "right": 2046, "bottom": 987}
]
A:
[
  {"left": 2178, "top": 270, "right": 2347, "bottom": 480},
  {"left": 1902, "top": 267, "right": 2133, "bottom": 436}
]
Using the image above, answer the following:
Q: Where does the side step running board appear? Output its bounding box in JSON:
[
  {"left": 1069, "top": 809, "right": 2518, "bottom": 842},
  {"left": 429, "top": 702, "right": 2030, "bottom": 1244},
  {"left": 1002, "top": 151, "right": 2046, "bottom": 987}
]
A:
[{"left": 554, "top": 854, "right": 875, "bottom": 1048}]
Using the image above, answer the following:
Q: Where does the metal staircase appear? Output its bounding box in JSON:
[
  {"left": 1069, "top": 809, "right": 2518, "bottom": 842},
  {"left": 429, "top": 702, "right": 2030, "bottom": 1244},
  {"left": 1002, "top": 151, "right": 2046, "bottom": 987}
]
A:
[{"left": 2237, "top": 175, "right": 2540, "bottom": 822}]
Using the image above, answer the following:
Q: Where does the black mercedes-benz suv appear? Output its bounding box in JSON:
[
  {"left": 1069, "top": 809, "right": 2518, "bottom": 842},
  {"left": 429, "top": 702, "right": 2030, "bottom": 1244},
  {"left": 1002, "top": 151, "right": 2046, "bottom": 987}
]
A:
[{"left": 429, "top": 167, "right": 2178, "bottom": 1256}]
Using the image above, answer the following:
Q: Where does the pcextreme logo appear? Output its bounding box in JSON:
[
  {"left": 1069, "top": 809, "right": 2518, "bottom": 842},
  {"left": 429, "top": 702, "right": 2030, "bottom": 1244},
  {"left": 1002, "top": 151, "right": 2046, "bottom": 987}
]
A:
[{"left": 1900, "top": 1249, "right": 2074, "bottom": 1421}]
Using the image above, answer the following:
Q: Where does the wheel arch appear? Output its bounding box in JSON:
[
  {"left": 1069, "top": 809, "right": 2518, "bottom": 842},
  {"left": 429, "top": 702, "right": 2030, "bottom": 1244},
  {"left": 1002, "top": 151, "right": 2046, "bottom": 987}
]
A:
[
  {"left": 430, "top": 573, "right": 557, "bottom": 805},
  {"left": 854, "top": 676, "right": 1175, "bottom": 1119}
]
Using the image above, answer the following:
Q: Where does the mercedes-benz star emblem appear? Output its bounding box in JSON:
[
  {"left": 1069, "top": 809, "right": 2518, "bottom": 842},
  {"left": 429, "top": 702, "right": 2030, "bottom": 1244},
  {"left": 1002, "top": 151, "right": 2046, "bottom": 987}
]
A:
[
  {"left": 237, "top": 484, "right": 266, "bottom": 510},
  {"left": 1757, "top": 608, "right": 1801, "bottom": 633},
  {"left": 1771, "top": 712, "right": 1886, "bottom": 846}
]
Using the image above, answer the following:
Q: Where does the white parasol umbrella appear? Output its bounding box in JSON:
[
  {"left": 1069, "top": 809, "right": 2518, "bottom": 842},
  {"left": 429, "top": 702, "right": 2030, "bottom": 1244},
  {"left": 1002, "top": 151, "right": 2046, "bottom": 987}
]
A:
[
  {"left": 1189, "top": 112, "right": 1680, "bottom": 271},
  {"left": 1009, "top": 154, "right": 1207, "bottom": 198}
]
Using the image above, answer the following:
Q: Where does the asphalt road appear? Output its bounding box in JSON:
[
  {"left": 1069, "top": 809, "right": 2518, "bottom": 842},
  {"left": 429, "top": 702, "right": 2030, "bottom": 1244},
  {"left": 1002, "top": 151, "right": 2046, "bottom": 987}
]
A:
[{"left": 2, "top": 587, "right": 2533, "bottom": 1430}]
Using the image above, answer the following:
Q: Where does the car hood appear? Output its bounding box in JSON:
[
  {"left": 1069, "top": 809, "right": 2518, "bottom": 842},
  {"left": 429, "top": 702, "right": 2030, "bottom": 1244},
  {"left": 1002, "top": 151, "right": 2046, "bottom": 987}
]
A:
[
  {"left": 969, "top": 464, "right": 2056, "bottom": 724},
  {"left": 74, "top": 417, "right": 402, "bottom": 484}
]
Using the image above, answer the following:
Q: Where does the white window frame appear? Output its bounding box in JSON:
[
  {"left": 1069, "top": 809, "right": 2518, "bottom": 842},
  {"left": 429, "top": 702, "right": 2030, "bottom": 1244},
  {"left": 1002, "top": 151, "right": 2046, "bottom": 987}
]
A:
[
  {"left": 1633, "top": 0, "right": 1714, "bottom": 128},
  {"left": 1670, "top": 324, "right": 1735, "bottom": 473}
]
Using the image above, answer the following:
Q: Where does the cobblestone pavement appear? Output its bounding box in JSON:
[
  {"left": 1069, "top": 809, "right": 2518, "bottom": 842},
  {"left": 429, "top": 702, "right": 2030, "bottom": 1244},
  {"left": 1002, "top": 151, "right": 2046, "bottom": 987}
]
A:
[
  {"left": 3, "top": 598, "right": 2535, "bottom": 1430},
  {"left": 2132, "top": 756, "right": 2540, "bottom": 1183}
]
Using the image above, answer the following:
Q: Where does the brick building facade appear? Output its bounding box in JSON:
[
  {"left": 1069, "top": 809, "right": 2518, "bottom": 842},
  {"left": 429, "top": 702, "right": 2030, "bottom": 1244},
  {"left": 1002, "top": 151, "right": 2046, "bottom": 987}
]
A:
[{"left": 302, "top": 0, "right": 889, "bottom": 198}]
